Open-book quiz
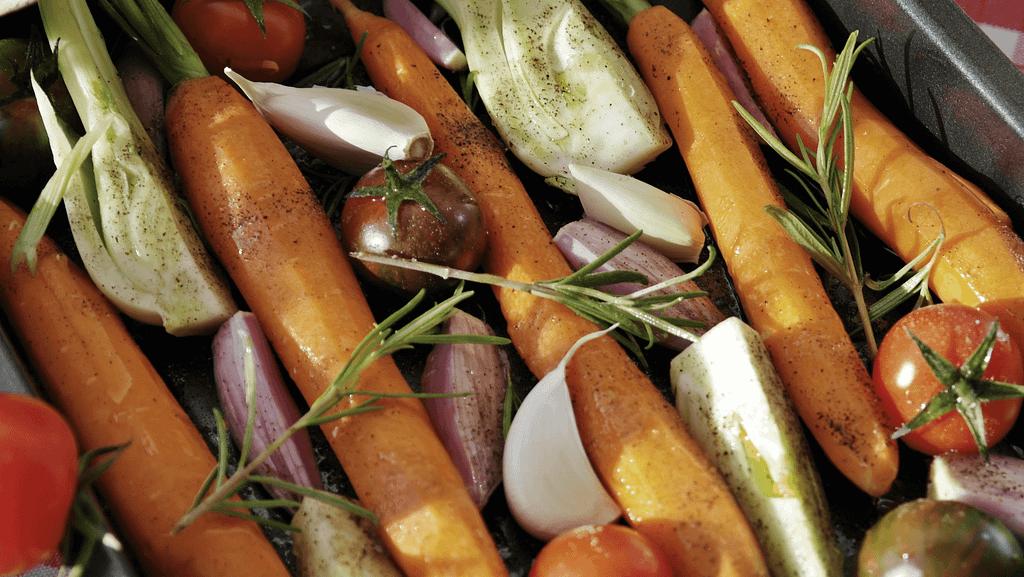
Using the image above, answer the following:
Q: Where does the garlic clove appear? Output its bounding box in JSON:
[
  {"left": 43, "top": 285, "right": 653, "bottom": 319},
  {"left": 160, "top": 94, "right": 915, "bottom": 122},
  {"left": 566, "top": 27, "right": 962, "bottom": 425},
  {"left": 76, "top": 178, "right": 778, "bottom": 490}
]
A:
[
  {"left": 502, "top": 327, "right": 621, "bottom": 541},
  {"left": 224, "top": 67, "right": 433, "bottom": 174},
  {"left": 569, "top": 163, "right": 708, "bottom": 264}
]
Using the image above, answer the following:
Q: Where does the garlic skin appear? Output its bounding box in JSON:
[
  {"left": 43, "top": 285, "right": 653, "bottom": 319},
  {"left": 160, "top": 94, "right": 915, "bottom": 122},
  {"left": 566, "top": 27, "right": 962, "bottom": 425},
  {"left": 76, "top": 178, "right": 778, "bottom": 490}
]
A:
[
  {"left": 569, "top": 163, "right": 709, "bottom": 263},
  {"left": 225, "top": 68, "right": 433, "bottom": 174},
  {"left": 502, "top": 327, "right": 621, "bottom": 541}
]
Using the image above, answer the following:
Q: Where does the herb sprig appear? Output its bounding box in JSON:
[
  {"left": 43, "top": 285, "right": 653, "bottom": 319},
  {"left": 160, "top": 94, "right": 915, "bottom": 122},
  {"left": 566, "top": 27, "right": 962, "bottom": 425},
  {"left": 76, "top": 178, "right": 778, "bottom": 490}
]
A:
[
  {"left": 352, "top": 229, "right": 716, "bottom": 360},
  {"left": 733, "top": 31, "right": 941, "bottom": 357},
  {"left": 173, "top": 284, "right": 509, "bottom": 534}
]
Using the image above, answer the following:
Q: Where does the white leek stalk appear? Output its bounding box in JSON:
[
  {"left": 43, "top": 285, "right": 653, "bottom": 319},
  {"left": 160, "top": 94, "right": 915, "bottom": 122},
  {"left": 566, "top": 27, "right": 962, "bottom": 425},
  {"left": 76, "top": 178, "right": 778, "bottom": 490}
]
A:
[
  {"left": 569, "top": 164, "right": 708, "bottom": 263},
  {"left": 225, "top": 68, "right": 433, "bottom": 175},
  {"left": 434, "top": 0, "right": 672, "bottom": 190},
  {"left": 37, "top": 0, "right": 237, "bottom": 336}
]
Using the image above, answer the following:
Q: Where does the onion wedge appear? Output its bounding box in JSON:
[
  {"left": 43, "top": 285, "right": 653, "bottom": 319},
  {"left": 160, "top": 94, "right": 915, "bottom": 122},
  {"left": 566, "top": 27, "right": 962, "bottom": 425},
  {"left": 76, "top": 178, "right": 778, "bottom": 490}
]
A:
[
  {"left": 213, "top": 311, "right": 322, "bottom": 504},
  {"left": 420, "top": 309, "right": 510, "bottom": 508}
]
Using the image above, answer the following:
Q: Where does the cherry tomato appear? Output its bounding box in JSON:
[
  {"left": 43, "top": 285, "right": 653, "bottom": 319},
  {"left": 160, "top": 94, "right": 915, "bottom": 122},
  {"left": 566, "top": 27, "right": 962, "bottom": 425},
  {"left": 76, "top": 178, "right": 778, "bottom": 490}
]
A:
[
  {"left": 171, "top": 0, "right": 306, "bottom": 82},
  {"left": 858, "top": 499, "right": 1024, "bottom": 576},
  {"left": 339, "top": 157, "right": 487, "bottom": 294},
  {"left": 0, "top": 38, "right": 76, "bottom": 197},
  {"left": 529, "top": 524, "right": 673, "bottom": 577},
  {"left": 872, "top": 303, "right": 1024, "bottom": 455},
  {"left": 0, "top": 393, "right": 79, "bottom": 574}
]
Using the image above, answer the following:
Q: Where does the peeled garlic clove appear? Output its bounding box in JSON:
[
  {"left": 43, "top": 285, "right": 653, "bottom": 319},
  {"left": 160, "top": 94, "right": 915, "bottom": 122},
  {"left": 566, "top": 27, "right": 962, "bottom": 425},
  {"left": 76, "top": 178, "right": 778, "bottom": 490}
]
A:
[
  {"left": 554, "top": 218, "right": 726, "bottom": 350},
  {"left": 421, "top": 309, "right": 510, "bottom": 508},
  {"left": 503, "top": 327, "right": 621, "bottom": 541},
  {"left": 569, "top": 163, "right": 708, "bottom": 264},
  {"left": 225, "top": 67, "right": 433, "bottom": 174}
]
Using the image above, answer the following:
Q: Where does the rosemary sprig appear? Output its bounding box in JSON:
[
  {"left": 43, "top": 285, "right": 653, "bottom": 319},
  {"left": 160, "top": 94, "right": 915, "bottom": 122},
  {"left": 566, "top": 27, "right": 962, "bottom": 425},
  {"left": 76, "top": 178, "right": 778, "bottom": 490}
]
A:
[
  {"left": 734, "top": 31, "right": 884, "bottom": 354},
  {"left": 173, "top": 283, "right": 508, "bottom": 534},
  {"left": 351, "top": 229, "right": 715, "bottom": 359}
]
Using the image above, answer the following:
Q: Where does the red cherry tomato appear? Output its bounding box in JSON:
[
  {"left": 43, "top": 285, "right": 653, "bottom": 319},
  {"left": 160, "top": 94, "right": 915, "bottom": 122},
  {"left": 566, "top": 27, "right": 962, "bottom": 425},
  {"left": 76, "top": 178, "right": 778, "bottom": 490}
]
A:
[
  {"left": 0, "top": 393, "right": 79, "bottom": 574},
  {"left": 171, "top": 0, "right": 306, "bottom": 82},
  {"left": 529, "top": 524, "right": 673, "bottom": 577},
  {"left": 872, "top": 303, "right": 1024, "bottom": 455}
]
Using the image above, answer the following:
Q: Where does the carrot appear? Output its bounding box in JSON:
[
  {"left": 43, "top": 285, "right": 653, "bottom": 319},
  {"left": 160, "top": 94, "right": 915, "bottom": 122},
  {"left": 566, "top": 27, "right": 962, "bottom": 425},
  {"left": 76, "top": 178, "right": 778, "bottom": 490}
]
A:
[
  {"left": 620, "top": 4, "right": 899, "bottom": 497},
  {"left": 0, "top": 197, "right": 290, "bottom": 577},
  {"left": 331, "top": 1, "right": 770, "bottom": 575},
  {"left": 701, "top": 0, "right": 1024, "bottom": 349},
  {"left": 162, "top": 74, "right": 506, "bottom": 577}
]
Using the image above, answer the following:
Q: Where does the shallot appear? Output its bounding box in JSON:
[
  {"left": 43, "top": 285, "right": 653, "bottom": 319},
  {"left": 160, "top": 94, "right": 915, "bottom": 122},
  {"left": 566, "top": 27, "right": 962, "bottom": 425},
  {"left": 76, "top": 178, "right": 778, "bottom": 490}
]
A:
[{"left": 213, "top": 311, "right": 322, "bottom": 504}]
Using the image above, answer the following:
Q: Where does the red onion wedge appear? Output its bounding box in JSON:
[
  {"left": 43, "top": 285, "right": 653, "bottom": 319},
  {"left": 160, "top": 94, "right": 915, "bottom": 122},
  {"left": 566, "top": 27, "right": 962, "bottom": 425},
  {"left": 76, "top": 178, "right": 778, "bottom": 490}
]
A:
[
  {"left": 928, "top": 453, "right": 1024, "bottom": 538},
  {"left": 420, "top": 309, "right": 510, "bottom": 509},
  {"left": 384, "top": 0, "right": 468, "bottom": 71},
  {"left": 690, "top": 8, "right": 777, "bottom": 143},
  {"left": 553, "top": 218, "right": 726, "bottom": 350},
  {"left": 213, "top": 311, "right": 323, "bottom": 505}
]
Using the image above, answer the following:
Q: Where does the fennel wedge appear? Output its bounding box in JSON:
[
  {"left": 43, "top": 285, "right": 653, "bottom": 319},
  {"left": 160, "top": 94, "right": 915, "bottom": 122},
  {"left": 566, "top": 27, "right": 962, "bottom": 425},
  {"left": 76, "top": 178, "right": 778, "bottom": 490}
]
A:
[
  {"left": 434, "top": 0, "right": 671, "bottom": 191},
  {"left": 35, "top": 0, "right": 236, "bottom": 336}
]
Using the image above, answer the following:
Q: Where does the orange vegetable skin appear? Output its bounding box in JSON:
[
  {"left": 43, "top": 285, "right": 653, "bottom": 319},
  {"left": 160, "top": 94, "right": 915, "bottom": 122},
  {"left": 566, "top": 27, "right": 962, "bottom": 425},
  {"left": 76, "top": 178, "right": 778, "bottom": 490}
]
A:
[
  {"left": 624, "top": 6, "right": 898, "bottom": 497},
  {"left": 331, "top": 1, "right": 769, "bottom": 575},
  {"left": 702, "top": 0, "right": 1024, "bottom": 349},
  {"left": 0, "top": 198, "right": 290, "bottom": 577},
  {"left": 163, "top": 74, "right": 506, "bottom": 577}
]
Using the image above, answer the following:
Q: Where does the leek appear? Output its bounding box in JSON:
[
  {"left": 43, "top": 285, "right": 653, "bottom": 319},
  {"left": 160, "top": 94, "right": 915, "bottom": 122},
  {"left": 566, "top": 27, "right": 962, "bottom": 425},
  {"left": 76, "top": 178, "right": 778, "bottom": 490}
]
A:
[
  {"left": 33, "top": 0, "right": 237, "bottom": 336},
  {"left": 434, "top": 0, "right": 672, "bottom": 191}
]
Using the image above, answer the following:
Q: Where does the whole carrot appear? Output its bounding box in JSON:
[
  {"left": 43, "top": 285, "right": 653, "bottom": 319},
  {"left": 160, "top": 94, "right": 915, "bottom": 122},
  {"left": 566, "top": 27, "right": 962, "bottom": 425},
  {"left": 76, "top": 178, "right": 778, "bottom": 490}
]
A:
[
  {"left": 0, "top": 197, "right": 290, "bottom": 577},
  {"left": 332, "top": 1, "right": 770, "bottom": 575},
  {"left": 610, "top": 2, "right": 898, "bottom": 497},
  {"left": 702, "top": 0, "right": 1024, "bottom": 349}
]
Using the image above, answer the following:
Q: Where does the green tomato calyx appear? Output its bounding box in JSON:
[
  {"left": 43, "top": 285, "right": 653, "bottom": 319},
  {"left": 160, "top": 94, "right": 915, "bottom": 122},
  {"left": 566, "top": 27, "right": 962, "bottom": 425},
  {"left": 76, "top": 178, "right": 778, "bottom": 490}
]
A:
[
  {"left": 893, "top": 318, "right": 1024, "bottom": 460},
  {"left": 348, "top": 152, "right": 448, "bottom": 238}
]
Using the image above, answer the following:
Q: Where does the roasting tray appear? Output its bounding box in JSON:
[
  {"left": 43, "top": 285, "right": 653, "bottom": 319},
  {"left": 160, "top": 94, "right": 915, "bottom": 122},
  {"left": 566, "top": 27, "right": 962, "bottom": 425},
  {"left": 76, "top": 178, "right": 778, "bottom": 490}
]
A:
[{"left": 1, "top": 0, "right": 1022, "bottom": 575}]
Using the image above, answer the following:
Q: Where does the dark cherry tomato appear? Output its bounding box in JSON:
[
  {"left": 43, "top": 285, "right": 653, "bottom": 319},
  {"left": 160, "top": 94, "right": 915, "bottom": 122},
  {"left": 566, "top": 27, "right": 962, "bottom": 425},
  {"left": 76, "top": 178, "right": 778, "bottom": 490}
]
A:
[
  {"left": 0, "top": 393, "right": 79, "bottom": 574},
  {"left": 0, "top": 38, "right": 76, "bottom": 198},
  {"left": 872, "top": 303, "right": 1024, "bottom": 455},
  {"left": 171, "top": 0, "right": 306, "bottom": 82},
  {"left": 858, "top": 499, "right": 1024, "bottom": 576},
  {"left": 529, "top": 524, "right": 673, "bottom": 577},
  {"left": 339, "top": 157, "right": 487, "bottom": 294}
]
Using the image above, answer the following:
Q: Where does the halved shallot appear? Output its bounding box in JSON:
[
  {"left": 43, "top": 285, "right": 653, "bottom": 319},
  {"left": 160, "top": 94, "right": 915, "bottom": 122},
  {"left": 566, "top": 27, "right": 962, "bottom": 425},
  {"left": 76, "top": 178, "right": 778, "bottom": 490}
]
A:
[
  {"left": 213, "top": 311, "right": 323, "bottom": 504},
  {"left": 420, "top": 309, "right": 510, "bottom": 508},
  {"left": 554, "top": 218, "right": 725, "bottom": 350}
]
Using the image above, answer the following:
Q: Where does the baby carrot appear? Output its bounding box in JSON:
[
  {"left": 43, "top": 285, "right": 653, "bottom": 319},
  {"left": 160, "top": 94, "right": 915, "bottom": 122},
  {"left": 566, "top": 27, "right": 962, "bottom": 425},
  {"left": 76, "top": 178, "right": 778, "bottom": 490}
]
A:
[
  {"left": 0, "top": 197, "right": 291, "bottom": 577},
  {"left": 619, "top": 3, "right": 898, "bottom": 497},
  {"left": 702, "top": 0, "right": 1024, "bottom": 349},
  {"left": 332, "top": 1, "right": 770, "bottom": 575},
  {"left": 163, "top": 74, "right": 507, "bottom": 577}
]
